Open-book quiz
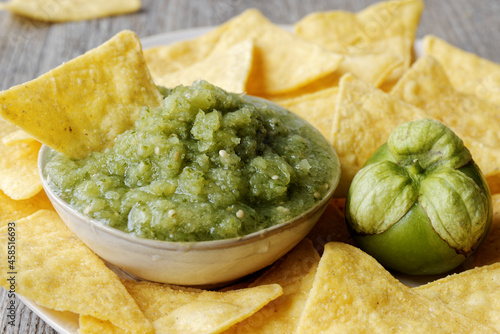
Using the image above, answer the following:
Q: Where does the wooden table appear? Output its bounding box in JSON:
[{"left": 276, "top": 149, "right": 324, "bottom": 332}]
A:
[{"left": 0, "top": 0, "right": 499, "bottom": 333}]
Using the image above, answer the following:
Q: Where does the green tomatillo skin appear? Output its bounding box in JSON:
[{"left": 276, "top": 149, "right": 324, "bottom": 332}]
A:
[{"left": 346, "top": 119, "right": 492, "bottom": 275}]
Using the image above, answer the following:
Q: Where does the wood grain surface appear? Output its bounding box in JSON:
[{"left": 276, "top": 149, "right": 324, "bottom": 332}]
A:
[{"left": 0, "top": 0, "right": 499, "bottom": 333}]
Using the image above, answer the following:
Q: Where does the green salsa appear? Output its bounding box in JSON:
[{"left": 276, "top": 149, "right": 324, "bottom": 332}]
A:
[{"left": 44, "top": 81, "right": 339, "bottom": 241}]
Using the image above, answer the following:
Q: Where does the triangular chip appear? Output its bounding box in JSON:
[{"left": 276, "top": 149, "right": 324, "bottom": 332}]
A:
[
  {"left": 0, "top": 210, "right": 153, "bottom": 334},
  {"left": 213, "top": 9, "right": 343, "bottom": 95},
  {"left": 390, "top": 55, "right": 500, "bottom": 178},
  {"left": 1, "top": 129, "right": 34, "bottom": 145},
  {"left": 423, "top": 35, "right": 500, "bottom": 105},
  {"left": 306, "top": 198, "right": 353, "bottom": 253},
  {"left": 0, "top": 189, "right": 53, "bottom": 228},
  {"left": 0, "top": 0, "right": 141, "bottom": 22},
  {"left": 0, "top": 118, "right": 42, "bottom": 199},
  {"left": 296, "top": 242, "right": 496, "bottom": 333},
  {"left": 224, "top": 239, "right": 319, "bottom": 333},
  {"left": 268, "top": 52, "right": 402, "bottom": 100},
  {"left": 0, "top": 30, "right": 162, "bottom": 159},
  {"left": 469, "top": 194, "right": 500, "bottom": 268},
  {"left": 155, "top": 39, "right": 254, "bottom": 93},
  {"left": 414, "top": 261, "right": 500, "bottom": 332},
  {"left": 80, "top": 280, "right": 283, "bottom": 334},
  {"left": 294, "top": 0, "right": 423, "bottom": 85},
  {"left": 331, "top": 73, "right": 427, "bottom": 196},
  {"left": 277, "top": 87, "right": 339, "bottom": 140}
]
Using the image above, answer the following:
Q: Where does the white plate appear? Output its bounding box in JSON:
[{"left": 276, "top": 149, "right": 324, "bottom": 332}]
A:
[{"left": 18, "top": 27, "right": 438, "bottom": 334}]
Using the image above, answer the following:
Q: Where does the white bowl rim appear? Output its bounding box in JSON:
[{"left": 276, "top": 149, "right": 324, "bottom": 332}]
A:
[{"left": 38, "top": 135, "right": 340, "bottom": 251}]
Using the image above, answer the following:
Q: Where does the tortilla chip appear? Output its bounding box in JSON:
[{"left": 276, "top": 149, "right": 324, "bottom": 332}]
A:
[
  {"left": 276, "top": 87, "right": 339, "bottom": 140},
  {"left": 414, "top": 261, "right": 500, "bottom": 332},
  {"left": 0, "top": 118, "right": 42, "bottom": 200},
  {"left": 144, "top": 15, "right": 241, "bottom": 80},
  {"left": 0, "top": 0, "right": 141, "bottom": 22},
  {"left": 296, "top": 242, "right": 496, "bottom": 333},
  {"left": 1, "top": 129, "right": 35, "bottom": 145},
  {"left": 332, "top": 73, "right": 427, "bottom": 197},
  {"left": 268, "top": 52, "right": 402, "bottom": 101},
  {"left": 306, "top": 198, "right": 353, "bottom": 254},
  {"left": 391, "top": 55, "right": 500, "bottom": 178},
  {"left": 0, "top": 30, "right": 162, "bottom": 159},
  {"left": 469, "top": 194, "right": 500, "bottom": 268},
  {"left": 488, "top": 176, "right": 500, "bottom": 195},
  {"left": 0, "top": 210, "right": 153, "bottom": 334},
  {"left": 155, "top": 39, "right": 254, "bottom": 93},
  {"left": 223, "top": 239, "right": 319, "bottom": 333},
  {"left": 295, "top": 0, "right": 423, "bottom": 84},
  {"left": 213, "top": 9, "right": 342, "bottom": 95},
  {"left": 80, "top": 280, "right": 283, "bottom": 334},
  {"left": 0, "top": 189, "right": 53, "bottom": 228},
  {"left": 423, "top": 35, "right": 500, "bottom": 105}
]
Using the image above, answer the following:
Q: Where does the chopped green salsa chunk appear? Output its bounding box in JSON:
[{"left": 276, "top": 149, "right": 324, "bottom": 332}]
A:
[{"left": 44, "top": 81, "right": 339, "bottom": 241}]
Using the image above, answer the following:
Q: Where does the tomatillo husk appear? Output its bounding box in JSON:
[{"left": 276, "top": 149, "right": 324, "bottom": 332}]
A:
[{"left": 346, "top": 119, "right": 492, "bottom": 275}]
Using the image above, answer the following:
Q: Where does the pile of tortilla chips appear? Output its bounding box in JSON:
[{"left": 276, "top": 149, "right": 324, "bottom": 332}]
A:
[{"left": 2, "top": 0, "right": 500, "bottom": 332}]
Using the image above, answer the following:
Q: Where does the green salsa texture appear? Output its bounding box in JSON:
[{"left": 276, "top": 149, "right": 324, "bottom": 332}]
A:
[{"left": 44, "top": 81, "right": 339, "bottom": 241}]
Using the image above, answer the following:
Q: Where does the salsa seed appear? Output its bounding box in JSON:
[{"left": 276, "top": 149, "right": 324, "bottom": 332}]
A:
[
  {"left": 236, "top": 209, "right": 245, "bottom": 219},
  {"left": 272, "top": 175, "right": 279, "bottom": 180},
  {"left": 219, "top": 149, "right": 228, "bottom": 158},
  {"left": 168, "top": 209, "right": 177, "bottom": 218}
]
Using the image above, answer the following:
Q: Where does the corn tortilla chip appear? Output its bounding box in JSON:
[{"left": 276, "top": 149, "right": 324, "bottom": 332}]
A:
[
  {"left": 391, "top": 55, "right": 500, "bottom": 178},
  {"left": 469, "top": 194, "right": 500, "bottom": 268},
  {"left": 0, "top": 210, "right": 153, "bottom": 334},
  {"left": 295, "top": 0, "right": 423, "bottom": 84},
  {"left": 296, "top": 242, "right": 496, "bottom": 333},
  {"left": 331, "top": 74, "right": 427, "bottom": 197},
  {"left": 0, "top": 189, "right": 53, "bottom": 228},
  {"left": 423, "top": 35, "right": 500, "bottom": 105},
  {"left": 306, "top": 198, "right": 353, "bottom": 254},
  {"left": 223, "top": 239, "right": 319, "bottom": 333},
  {"left": 213, "top": 9, "right": 343, "bottom": 95},
  {"left": 0, "top": 0, "right": 141, "bottom": 22},
  {"left": 155, "top": 39, "right": 254, "bottom": 93},
  {"left": 80, "top": 280, "right": 283, "bottom": 334},
  {"left": 268, "top": 52, "right": 402, "bottom": 101},
  {"left": 277, "top": 87, "right": 339, "bottom": 140},
  {"left": 0, "top": 118, "right": 42, "bottom": 200},
  {"left": 1, "top": 129, "right": 34, "bottom": 145},
  {"left": 0, "top": 30, "right": 162, "bottom": 159},
  {"left": 414, "top": 261, "right": 500, "bottom": 332},
  {"left": 144, "top": 20, "right": 235, "bottom": 81}
]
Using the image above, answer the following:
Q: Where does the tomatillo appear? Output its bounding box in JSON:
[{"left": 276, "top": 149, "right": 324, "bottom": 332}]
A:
[{"left": 345, "top": 119, "right": 492, "bottom": 275}]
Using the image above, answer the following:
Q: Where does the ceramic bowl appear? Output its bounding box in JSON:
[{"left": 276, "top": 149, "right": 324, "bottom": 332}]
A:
[{"left": 38, "top": 141, "right": 340, "bottom": 287}]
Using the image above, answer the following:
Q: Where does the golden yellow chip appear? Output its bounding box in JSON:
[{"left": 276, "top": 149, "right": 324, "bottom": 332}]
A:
[
  {"left": 80, "top": 280, "right": 283, "bottom": 334},
  {"left": 0, "top": 0, "right": 141, "bottom": 22},
  {"left": 0, "top": 30, "right": 162, "bottom": 159},
  {"left": 414, "top": 261, "right": 500, "bottom": 332},
  {"left": 423, "top": 35, "right": 500, "bottom": 105},
  {"left": 331, "top": 73, "right": 427, "bottom": 197},
  {"left": 0, "top": 189, "right": 53, "bottom": 228},
  {"left": 268, "top": 52, "right": 402, "bottom": 101},
  {"left": 212, "top": 9, "right": 343, "bottom": 95},
  {"left": 155, "top": 39, "right": 254, "bottom": 93},
  {"left": 294, "top": 0, "right": 423, "bottom": 85},
  {"left": 391, "top": 55, "right": 500, "bottom": 178},
  {"left": 0, "top": 118, "right": 42, "bottom": 200},
  {"left": 296, "top": 242, "right": 495, "bottom": 333},
  {"left": 469, "top": 194, "right": 500, "bottom": 268},
  {"left": 0, "top": 210, "right": 153, "bottom": 334},
  {"left": 224, "top": 239, "right": 319, "bottom": 333},
  {"left": 276, "top": 87, "right": 339, "bottom": 140},
  {"left": 144, "top": 20, "right": 235, "bottom": 81},
  {"left": 1, "top": 129, "right": 34, "bottom": 145},
  {"left": 306, "top": 198, "right": 353, "bottom": 254}
]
